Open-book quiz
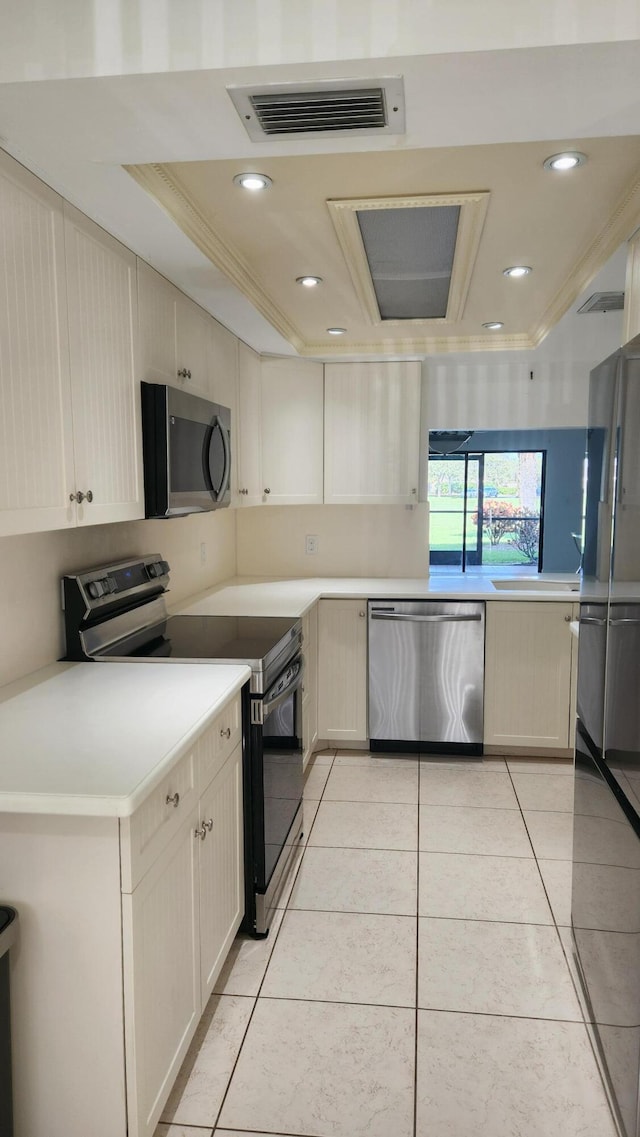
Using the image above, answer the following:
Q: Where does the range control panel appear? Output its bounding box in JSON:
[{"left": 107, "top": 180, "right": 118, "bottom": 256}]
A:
[
  {"left": 83, "top": 559, "right": 170, "bottom": 601},
  {"left": 61, "top": 555, "right": 172, "bottom": 660}
]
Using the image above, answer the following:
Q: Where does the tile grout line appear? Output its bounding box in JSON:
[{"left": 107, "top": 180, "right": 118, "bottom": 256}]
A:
[{"left": 209, "top": 751, "right": 337, "bottom": 1133}]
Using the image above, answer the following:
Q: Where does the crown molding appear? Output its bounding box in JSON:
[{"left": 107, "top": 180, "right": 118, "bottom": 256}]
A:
[
  {"left": 529, "top": 165, "right": 640, "bottom": 347},
  {"left": 299, "top": 332, "right": 534, "bottom": 356},
  {"left": 125, "top": 162, "right": 306, "bottom": 352},
  {"left": 327, "top": 191, "right": 490, "bottom": 326}
]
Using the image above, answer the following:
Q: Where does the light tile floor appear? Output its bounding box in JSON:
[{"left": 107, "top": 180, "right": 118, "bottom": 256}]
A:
[{"left": 157, "top": 751, "right": 618, "bottom": 1137}]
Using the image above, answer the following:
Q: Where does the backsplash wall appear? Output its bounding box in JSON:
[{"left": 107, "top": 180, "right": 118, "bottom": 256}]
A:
[
  {"left": 0, "top": 509, "right": 236, "bottom": 688},
  {"left": 236, "top": 504, "right": 430, "bottom": 578}
]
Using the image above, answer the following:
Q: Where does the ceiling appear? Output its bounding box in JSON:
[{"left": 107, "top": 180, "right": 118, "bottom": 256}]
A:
[
  {"left": 127, "top": 136, "right": 640, "bottom": 355},
  {"left": 0, "top": 21, "right": 639, "bottom": 358}
]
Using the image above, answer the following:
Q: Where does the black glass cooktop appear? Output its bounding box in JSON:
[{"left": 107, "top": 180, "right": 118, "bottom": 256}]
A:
[{"left": 99, "top": 614, "right": 299, "bottom": 673}]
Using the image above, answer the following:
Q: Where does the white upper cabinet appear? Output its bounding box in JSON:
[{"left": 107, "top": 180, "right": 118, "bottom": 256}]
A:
[
  {"left": 137, "top": 261, "right": 178, "bottom": 385},
  {"left": 236, "top": 341, "right": 263, "bottom": 506},
  {"left": 324, "top": 361, "right": 421, "bottom": 504},
  {"left": 175, "top": 292, "right": 211, "bottom": 399},
  {"left": 260, "top": 357, "right": 324, "bottom": 506},
  {"left": 64, "top": 203, "right": 144, "bottom": 526},
  {"left": 0, "top": 153, "right": 75, "bottom": 536}
]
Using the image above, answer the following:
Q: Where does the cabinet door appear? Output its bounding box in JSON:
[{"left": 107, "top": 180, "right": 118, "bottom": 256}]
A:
[
  {"left": 122, "top": 811, "right": 200, "bottom": 1137},
  {"left": 484, "top": 601, "right": 574, "bottom": 749},
  {"left": 317, "top": 599, "right": 368, "bottom": 741},
  {"left": 175, "top": 292, "right": 212, "bottom": 398},
  {"left": 237, "top": 341, "right": 263, "bottom": 505},
  {"left": 0, "top": 151, "right": 75, "bottom": 536},
  {"left": 198, "top": 745, "right": 244, "bottom": 1004},
  {"left": 261, "top": 357, "right": 324, "bottom": 505},
  {"left": 137, "top": 260, "right": 178, "bottom": 385},
  {"left": 324, "top": 361, "right": 421, "bottom": 504},
  {"left": 64, "top": 203, "right": 144, "bottom": 525}
]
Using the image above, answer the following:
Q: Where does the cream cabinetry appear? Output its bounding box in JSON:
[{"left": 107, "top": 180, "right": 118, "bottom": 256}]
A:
[
  {"left": 121, "top": 699, "right": 244, "bottom": 1137},
  {"left": 260, "top": 357, "right": 324, "bottom": 505},
  {"left": 484, "top": 601, "right": 576, "bottom": 751},
  {"left": 317, "top": 599, "right": 368, "bottom": 742},
  {"left": 236, "top": 341, "right": 263, "bottom": 505},
  {"left": 63, "top": 204, "right": 144, "bottom": 526},
  {"left": 0, "top": 153, "right": 143, "bottom": 536},
  {"left": 324, "top": 361, "right": 421, "bottom": 505},
  {"left": 623, "top": 226, "right": 640, "bottom": 343},
  {"left": 302, "top": 602, "right": 319, "bottom": 768}
]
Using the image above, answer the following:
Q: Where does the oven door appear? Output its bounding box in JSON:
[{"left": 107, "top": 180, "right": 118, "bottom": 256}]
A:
[{"left": 250, "top": 655, "right": 304, "bottom": 914}]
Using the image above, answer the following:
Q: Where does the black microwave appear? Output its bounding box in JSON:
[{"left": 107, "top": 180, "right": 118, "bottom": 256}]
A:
[{"left": 141, "top": 383, "right": 232, "bottom": 517}]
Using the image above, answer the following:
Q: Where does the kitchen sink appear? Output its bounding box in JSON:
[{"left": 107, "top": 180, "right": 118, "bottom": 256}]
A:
[{"left": 491, "top": 578, "right": 580, "bottom": 591}]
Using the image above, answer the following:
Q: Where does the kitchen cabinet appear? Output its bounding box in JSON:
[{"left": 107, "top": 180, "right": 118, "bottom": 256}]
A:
[
  {"left": 236, "top": 341, "right": 263, "bottom": 505},
  {"left": 122, "top": 711, "right": 244, "bottom": 1137},
  {"left": 623, "top": 226, "right": 640, "bottom": 343},
  {"left": 2, "top": 689, "right": 245, "bottom": 1137},
  {"left": 302, "top": 602, "right": 319, "bottom": 768},
  {"left": 260, "top": 357, "right": 324, "bottom": 505},
  {"left": 64, "top": 203, "right": 144, "bottom": 526},
  {"left": 137, "top": 260, "right": 179, "bottom": 385},
  {"left": 317, "top": 599, "right": 368, "bottom": 742},
  {"left": 484, "top": 601, "right": 576, "bottom": 751},
  {"left": 324, "top": 361, "right": 421, "bottom": 505},
  {"left": 0, "top": 153, "right": 143, "bottom": 535}
]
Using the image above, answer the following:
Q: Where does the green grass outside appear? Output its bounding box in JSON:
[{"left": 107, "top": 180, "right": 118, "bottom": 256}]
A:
[{"left": 429, "top": 504, "right": 536, "bottom": 565}]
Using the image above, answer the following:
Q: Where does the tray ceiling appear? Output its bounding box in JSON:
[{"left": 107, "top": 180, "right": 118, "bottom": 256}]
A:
[{"left": 127, "top": 137, "right": 640, "bottom": 356}]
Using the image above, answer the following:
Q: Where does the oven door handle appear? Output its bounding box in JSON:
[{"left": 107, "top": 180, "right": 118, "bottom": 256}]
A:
[{"left": 263, "top": 659, "right": 306, "bottom": 709}]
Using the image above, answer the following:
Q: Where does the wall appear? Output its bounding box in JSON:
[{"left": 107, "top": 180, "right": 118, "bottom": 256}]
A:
[
  {"left": 236, "top": 504, "right": 429, "bottom": 579},
  {"left": 0, "top": 509, "right": 236, "bottom": 689}
]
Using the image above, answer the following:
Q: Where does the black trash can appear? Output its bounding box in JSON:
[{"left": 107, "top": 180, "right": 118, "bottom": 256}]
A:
[{"left": 0, "top": 907, "right": 18, "bottom": 1137}]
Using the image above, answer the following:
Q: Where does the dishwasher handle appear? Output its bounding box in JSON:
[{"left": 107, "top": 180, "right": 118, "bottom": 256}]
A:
[{"left": 370, "top": 612, "right": 482, "bottom": 623}]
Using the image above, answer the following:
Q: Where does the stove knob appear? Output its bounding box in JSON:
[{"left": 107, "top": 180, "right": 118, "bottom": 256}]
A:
[
  {"left": 159, "top": 560, "right": 170, "bottom": 576},
  {"left": 105, "top": 577, "right": 118, "bottom": 594},
  {"left": 87, "top": 581, "right": 104, "bottom": 599},
  {"left": 147, "top": 562, "right": 161, "bottom": 578}
]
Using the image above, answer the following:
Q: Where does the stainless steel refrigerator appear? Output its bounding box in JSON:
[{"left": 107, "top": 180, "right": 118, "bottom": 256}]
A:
[{"left": 572, "top": 335, "right": 640, "bottom": 1137}]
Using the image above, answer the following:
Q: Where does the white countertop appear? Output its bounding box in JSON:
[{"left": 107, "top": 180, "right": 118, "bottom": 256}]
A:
[
  {"left": 0, "top": 661, "right": 249, "bottom": 817},
  {"left": 176, "top": 574, "right": 582, "bottom": 618}
]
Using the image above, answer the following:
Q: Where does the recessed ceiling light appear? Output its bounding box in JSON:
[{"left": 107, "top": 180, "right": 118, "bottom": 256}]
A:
[
  {"left": 296, "top": 276, "right": 323, "bottom": 287},
  {"left": 543, "top": 151, "right": 587, "bottom": 172},
  {"left": 232, "top": 172, "right": 273, "bottom": 191},
  {"left": 503, "top": 266, "right": 532, "bottom": 278},
  {"left": 327, "top": 327, "right": 347, "bottom": 335},
  {"left": 482, "top": 321, "right": 504, "bottom": 330}
]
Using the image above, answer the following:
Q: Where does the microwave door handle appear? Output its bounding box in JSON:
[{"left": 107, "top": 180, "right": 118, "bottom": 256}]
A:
[{"left": 206, "top": 417, "right": 230, "bottom": 501}]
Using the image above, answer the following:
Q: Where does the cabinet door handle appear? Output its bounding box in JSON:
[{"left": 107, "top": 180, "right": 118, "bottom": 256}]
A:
[
  {"left": 220, "top": 726, "right": 232, "bottom": 739},
  {"left": 166, "top": 791, "right": 180, "bottom": 807},
  {"left": 204, "top": 818, "right": 213, "bottom": 831},
  {"left": 564, "top": 615, "right": 571, "bottom": 622},
  {"left": 359, "top": 611, "right": 366, "bottom": 618},
  {"left": 194, "top": 822, "right": 207, "bottom": 840},
  {"left": 70, "top": 490, "right": 93, "bottom": 504},
  {"left": 264, "top": 487, "right": 271, "bottom": 495},
  {"left": 177, "top": 368, "right": 192, "bottom": 380}
]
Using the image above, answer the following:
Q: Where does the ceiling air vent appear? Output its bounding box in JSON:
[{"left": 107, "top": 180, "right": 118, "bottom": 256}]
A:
[
  {"left": 577, "top": 291, "right": 625, "bottom": 314},
  {"left": 228, "top": 78, "right": 405, "bottom": 141}
]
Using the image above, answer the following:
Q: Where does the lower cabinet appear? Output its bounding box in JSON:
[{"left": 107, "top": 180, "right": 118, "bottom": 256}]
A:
[
  {"left": 484, "top": 601, "right": 576, "bottom": 750},
  {"left": 317, "top": 599, "right": 368, "bottom": 742},
  {"left": 121, "top": 714, "right": 244, "bottom": 1137}
]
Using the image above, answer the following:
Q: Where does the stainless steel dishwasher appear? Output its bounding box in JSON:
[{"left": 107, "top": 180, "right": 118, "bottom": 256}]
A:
[{"left": 368, "top": 600, "right": 485, "bottom": 754}]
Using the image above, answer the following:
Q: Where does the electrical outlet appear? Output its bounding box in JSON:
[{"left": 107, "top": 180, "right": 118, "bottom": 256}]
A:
[
  {"left": 200, "top": 541, "right": 207, "bottom": 566},
  {"left": 305, "top": 535, "right": 319, "bottom": 555}
]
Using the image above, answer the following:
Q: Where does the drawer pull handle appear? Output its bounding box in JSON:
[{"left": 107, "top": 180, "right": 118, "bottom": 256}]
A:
[
  {"left": 204, "top": 818, "right": 214, "bottom": 831},
  {"left": 194, "top": 822, "right": 207, "bottom": 840},
  {"left": 220, "top": 727, "right": 232, "bottom": 739},
  {"left": 166, "top": 792, "right": 180, "bottom": 808}
]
